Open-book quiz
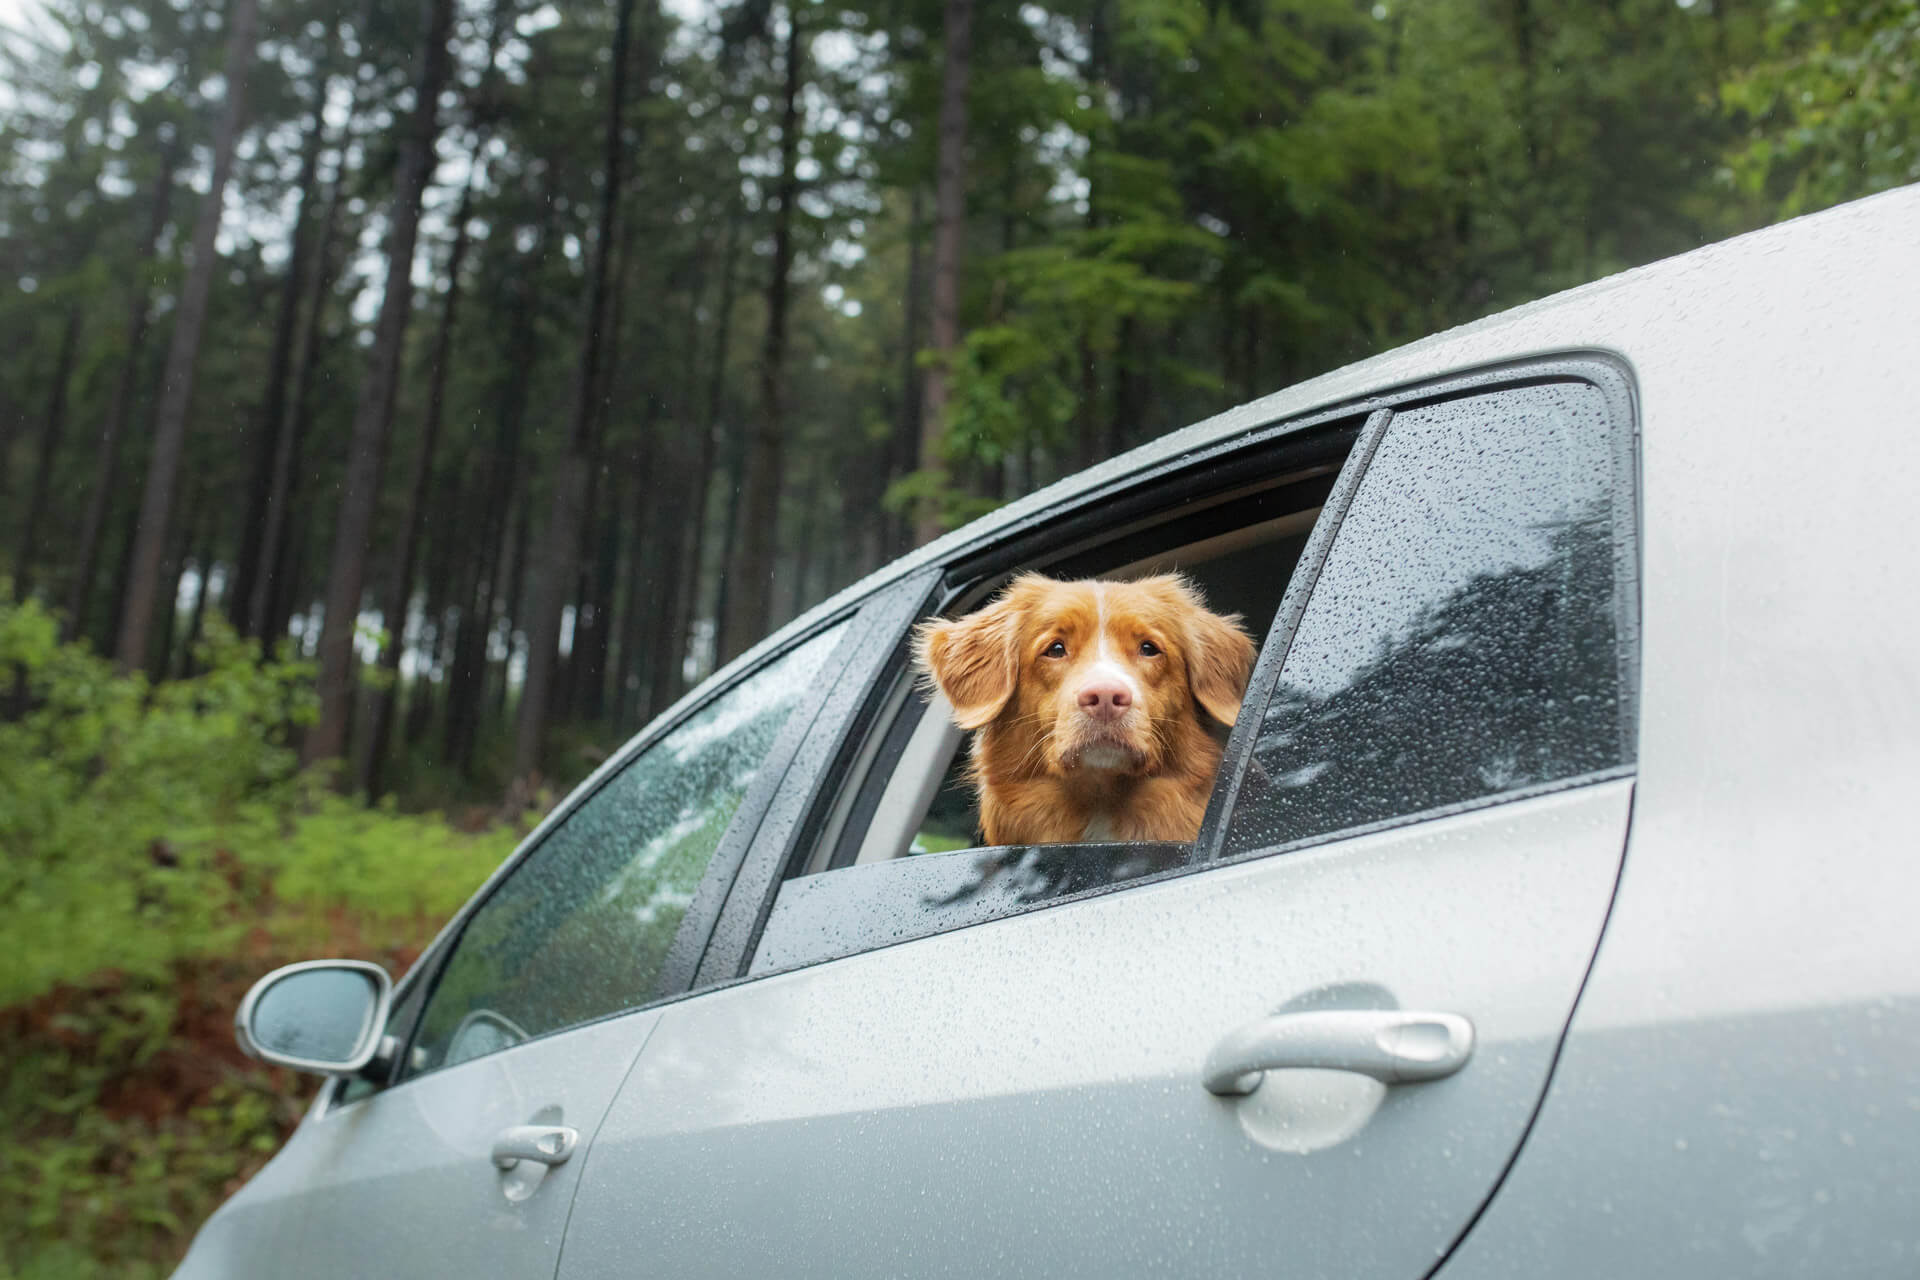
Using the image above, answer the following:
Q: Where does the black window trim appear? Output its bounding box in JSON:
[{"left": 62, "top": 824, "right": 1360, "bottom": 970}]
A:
[
  {"left": 691, "top": 352, "right": 1641, "bottom": 987},
  {"left": 689, "top": 567, "right": 946, "bottom": 989}
]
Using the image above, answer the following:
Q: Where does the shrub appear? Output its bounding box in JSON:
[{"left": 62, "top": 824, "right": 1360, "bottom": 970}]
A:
[{"left": 0, "top": 599, "right": 525, "bottom": 1274}]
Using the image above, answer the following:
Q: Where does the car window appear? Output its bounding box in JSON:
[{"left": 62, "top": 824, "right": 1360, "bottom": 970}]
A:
[
  {"left": 742, "top": 435, "right": 1349, "bottom": 972},
  {"left": 399, "top": 623, "right": 845, "bottom": 1079},
  {"left": 807, "top": 464, "right": 1337, "bottom": 872},
  {"left": 1221, "top": 381, "right": 1631, "bottom": 855},
  {"left": 741, "top": 371, "right": 1634, "bottom": 977}
]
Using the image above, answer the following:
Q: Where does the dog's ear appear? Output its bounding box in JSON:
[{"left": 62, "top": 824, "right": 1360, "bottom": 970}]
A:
[
  {"left": 1184, "top": 605, "right": 1256, "bottom": 728},
  {"left": 913, "top": 588, "right": 1028, "bottom": 730}
]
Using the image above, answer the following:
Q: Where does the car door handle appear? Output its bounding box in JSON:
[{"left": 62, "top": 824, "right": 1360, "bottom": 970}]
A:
[
  {"left": 1202, "top": 1009, "right": 1475, "bottom": 1095},
  {"left": 491, "top": 1124, "right": 580, "bottom": 1170}
]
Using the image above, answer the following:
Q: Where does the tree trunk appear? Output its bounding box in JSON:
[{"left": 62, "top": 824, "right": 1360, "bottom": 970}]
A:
[
  {"left": 354, "top": 167, "right": 479, "bottom": 797},
  {"left": 249, "top": 18, "right": 367, "bottom": 643},
  {"left": 150, "top": 488, "right": 199, "bottom": 682},
  {"left": 562, "top": 205, "right": 642, "bottom": 729},
  {"left": 612, "top": 491, "right": 652, "bottom": 733},
  {"left": 890, "top": 186, "right": 927, "bottom": 559},
  {"left": 13, "top": 307, "right": 80, "bottom": 604},
  {"left": 911, "top": 0, "right": 974, "bottom": 548},
  {"left": 117, "top": 0, "right": 260, "bottom": 671},
  {"left": 643, "top": 435, "right": 692, "bottom": 720},
  {"left": 361, "top": 0, "right": 515, "bottom": 785},
  {"left": 102, "top": 489, "right": 141, "bottom": 656},
  {"left": 496, "top": 481, "right": 532, "bottom": 721},
  {"left": 656, "top": 201, "right": 740, "bottom": 715},
  {"left": 445, "top": 260, "right": 537, "bottom": 773},
  {"left": 230, "top": 58, "right": 331, "bottom": 633},
  {"left": 688, "top": 199, "right": 745, "bottom": 682},
  {"left": 179, "top": 520, "right": 217, "bottom": 677},
  {"left": 65, "top": 133, "right": 179, "bottom": 641},
  {"left": 578, "top": 502, "right": 620, "bottom": 725},
  {"left": 710, "top": 413, "right": 747, "bottom": 667},
  {"left": 303, "top": 0, "right": 455, "bottom": 768},
  {"left": 511, "top": 0, "right": 643, "bottom": 785},
  {"left": 265, "top": 510, "right": 308, "bottom": 653},
  {"left": 718, "top": 6, "right": 807, "bottom": 663}
]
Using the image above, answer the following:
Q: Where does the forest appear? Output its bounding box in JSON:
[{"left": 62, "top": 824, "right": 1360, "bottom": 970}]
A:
[
  {"left": 1, "top": 0, "right": 1913, "bottom": 804},
  {"left": 1, "top": 0, "right": 1914, "bottom": 1272}
]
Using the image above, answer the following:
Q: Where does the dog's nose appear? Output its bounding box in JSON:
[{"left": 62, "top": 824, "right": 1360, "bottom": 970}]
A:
[{"left": 1076, "top": 681, "right": 1132, "bottom": 720}]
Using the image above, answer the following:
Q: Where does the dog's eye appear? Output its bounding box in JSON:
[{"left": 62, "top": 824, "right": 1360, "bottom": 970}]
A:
[
  {"left": 1043, "top": 640, "right": 1067, "bottom": 658},
  {"left": 1139, "top": 640, "right": 1162, "bottom": 657}
]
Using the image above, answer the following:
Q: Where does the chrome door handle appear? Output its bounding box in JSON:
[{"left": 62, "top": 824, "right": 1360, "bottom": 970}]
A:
[
  {"left": 1202, "top": 1009, "right": 1474, "bottom": 1095},
  {"left": 491, "top": 1124, "right": 579, "bottom": 1170}
]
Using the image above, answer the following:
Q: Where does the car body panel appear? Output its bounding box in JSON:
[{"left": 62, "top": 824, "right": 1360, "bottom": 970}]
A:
[
  {"left": 172, "top": 1008, "right": 663, "bottom": 1278},
  {"left": 1430, "top": 188, "right": 1920, "bottom": 1275},
  {"left": 555, "top": 780, "right": 1630, "bottom": 1279}
]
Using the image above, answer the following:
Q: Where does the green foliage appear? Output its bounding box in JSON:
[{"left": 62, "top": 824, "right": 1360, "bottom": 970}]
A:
[
  {"left": 1, "top": 603, "right": 309, "bottom": 1005},
  {"left": 0, "top": 602, "right": 524, "bottom": 1274},
  {"left": 1724, "top": 0, "right": 1920, "bottom": 213}
]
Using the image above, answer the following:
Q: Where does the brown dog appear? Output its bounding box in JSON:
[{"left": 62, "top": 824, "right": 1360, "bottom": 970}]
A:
[{"left": 914, "top": 573, "right": 1255, "bottom": 846}]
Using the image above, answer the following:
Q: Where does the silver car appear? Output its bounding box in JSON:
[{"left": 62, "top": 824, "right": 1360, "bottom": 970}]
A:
[{"left": 178, "top": 183, "right": 1920, "bottom": 1278}]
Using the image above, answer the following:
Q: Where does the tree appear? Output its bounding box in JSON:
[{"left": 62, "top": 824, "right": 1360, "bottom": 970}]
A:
[
  {"left": 911, "top": 0, "right": 973, "bottom": 547},
  {"left": 512, "top": 0, "right": 648, "bottom": 786},
  {"left": 1724, "top": 0, "right": 1919, "bottom": 214},
  {"left": 11, "top": 307, "right": 80, "bottom": 603},
  {"left": 228, "top": 23, "right": 338, "bottom": 637},
  {"left": 62, "top": 125, "right": 180, "bottom": 644},
  {"left": 718, "top": 1, "right": 809, "bottom": 664},
  {"left": 115, "top": 0, "right": 259, "bottom": 670},
  {"left": 303, "top": 0, "right": 456, "bottom": 767}
]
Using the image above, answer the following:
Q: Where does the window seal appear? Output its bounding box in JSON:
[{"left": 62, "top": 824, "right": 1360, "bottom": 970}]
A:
[{"left": 691, "top": 567, "right": 946, "bottom": 988}]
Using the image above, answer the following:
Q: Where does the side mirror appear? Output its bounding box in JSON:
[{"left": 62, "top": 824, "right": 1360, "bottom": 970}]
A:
[{"left": 235, "top": 959, "right": 393, "bottom": 1076}]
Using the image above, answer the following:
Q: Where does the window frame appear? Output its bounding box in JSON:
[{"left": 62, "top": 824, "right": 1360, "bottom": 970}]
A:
[
  {"left": 323, "top": 584, "right": 904, "bottom": 1107},
  {"left": 700, "top": 353, "right": 1641, "bottom": 986}
]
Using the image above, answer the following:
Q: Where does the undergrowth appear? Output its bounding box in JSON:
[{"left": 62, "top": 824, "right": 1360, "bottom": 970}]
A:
[{"left": 0, "top": 599, "right": 528, "bottom": 1277}]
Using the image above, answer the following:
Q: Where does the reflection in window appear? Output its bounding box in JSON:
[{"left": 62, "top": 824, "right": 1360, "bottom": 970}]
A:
[
  {"left": 1224, "top": 384, "right": 1629, "bottom": 855},
  {"left": 405, "top": 624, "right": 845, "bottom": 1076},
  {"left": 754, "top": 842, "right": 1192, "bottom": 974}
]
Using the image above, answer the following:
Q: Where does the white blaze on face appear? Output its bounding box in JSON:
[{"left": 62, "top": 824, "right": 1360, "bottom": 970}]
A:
[{"left": 1083, "top": 582, "right": 1143, "bottom": 707}]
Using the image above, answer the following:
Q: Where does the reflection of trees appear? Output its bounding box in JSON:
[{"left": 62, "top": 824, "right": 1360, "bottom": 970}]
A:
[
  {"left": 1226, "top": 514, "right": 1623, "bottom": 855},
  {"left": 407, "top": 632, "right": 839, "bottom": 1074},
  {"left": 925, "top": 843, "right": 1192, "bottom": 911}
]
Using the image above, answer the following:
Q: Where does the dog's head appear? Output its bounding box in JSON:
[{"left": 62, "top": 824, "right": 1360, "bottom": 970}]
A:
[{"left": 914, "top": 573, "right": 1255, "bottom": 782}]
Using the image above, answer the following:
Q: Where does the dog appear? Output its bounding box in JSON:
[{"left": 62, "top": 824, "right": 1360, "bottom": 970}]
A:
[{"left": 914, "top": 572, "right": 1255, "bottom": 846}]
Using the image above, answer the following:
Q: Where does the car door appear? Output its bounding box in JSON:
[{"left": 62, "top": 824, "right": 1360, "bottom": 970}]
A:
[
  {"left": 554, "top": 368, "right": 1640, "bottom": 1277},
  {"left": 171, "top": 618, "right": 859, "bottom": 1279}
]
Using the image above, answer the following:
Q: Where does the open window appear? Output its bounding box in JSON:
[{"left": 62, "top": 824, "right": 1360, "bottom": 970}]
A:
[
  {"left": 747, "top": 362, "right": 1637, "bottom": 979},
  {"left": 804, "top": 466, "right": 1339, "bottom": 873},
  {"left": 742, "top": 419, "right": 1359, "bottom": 973}
]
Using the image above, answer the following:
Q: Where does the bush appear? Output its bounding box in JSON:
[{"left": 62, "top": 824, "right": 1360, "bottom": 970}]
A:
[{"left": 0, "top": 599, "right": 526, "bottom": 1275}]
